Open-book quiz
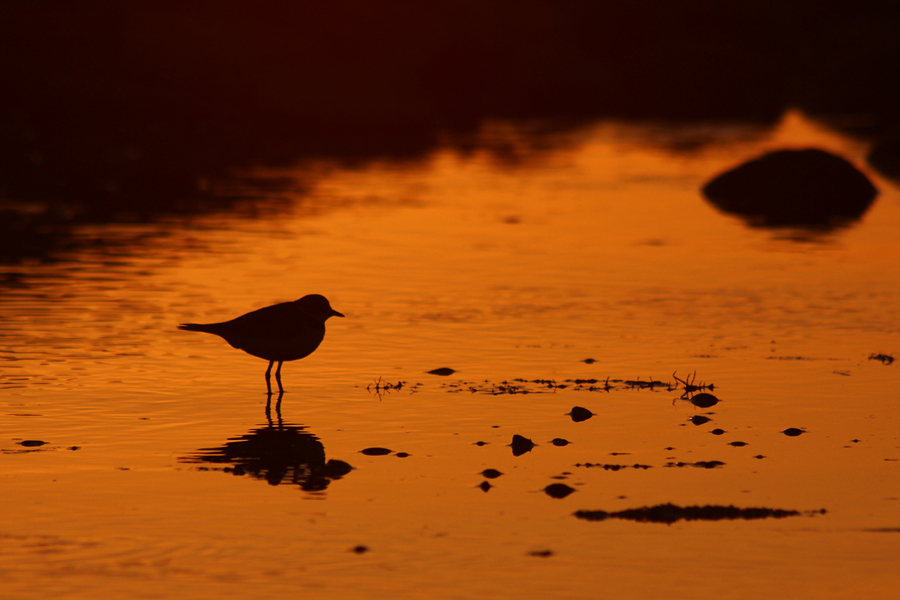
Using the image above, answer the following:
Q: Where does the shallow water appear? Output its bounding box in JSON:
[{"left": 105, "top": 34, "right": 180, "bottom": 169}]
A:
[{"left": 2, "top": 111, "right": 899, "bottom": 599}]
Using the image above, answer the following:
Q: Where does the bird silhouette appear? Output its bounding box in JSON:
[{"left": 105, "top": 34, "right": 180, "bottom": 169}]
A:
[{"left": 178, "top": 294, "right": 344, "bottom": 394}]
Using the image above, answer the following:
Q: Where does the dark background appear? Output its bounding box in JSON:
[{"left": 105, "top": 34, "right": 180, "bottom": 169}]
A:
[{"left": 2, "top": 1, "right": 898, "bottom": 241}]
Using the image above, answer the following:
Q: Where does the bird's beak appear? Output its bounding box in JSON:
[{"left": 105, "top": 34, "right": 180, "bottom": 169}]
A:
[{"left": 332, "top": 309, "right": 345, "bottom": 318}]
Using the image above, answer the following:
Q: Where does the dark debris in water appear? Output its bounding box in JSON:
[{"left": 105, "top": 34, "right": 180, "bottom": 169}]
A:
[
  {"left": 690, "top": 415, "right": 712, "bottom": 426},
  {"left": 728, "top": 441, "right": 749, "bottom": 447},
  {"left": 550, "top": 438, "right": 571, "bottom": 446},
  {"left": 710, "top": 428, "right": 726, "bottom": 435},
  {"left": 510, "top": 434, "right": 536, "bottom": 456},
  {"left": 544, "top": 483, "right": 576, "bottom": 499},
  {"left": 529, "top": 550, "right": 554, "bottom": 557},
  {"left": 19, "top": 440, "right": 48, "bottom": 447},
  {"left": 869, "top": 353, "right": 894, "bottom": 365},
  {"left": 428, "top": 367, "right": 457, "bottom": 376},
  {"left": 665, "top": 460, "right": 725, "bottom": 469},
  {"left": 782, "top": 428, "right": 806, "bottom": 437},
  {"left": 360, "top": 447, "right": 393, "bottom": 456},
  {"left": 478, "top": 481, "right": 492, "bottom": 492},
  {"left": 567, "top": 406, "right": 594, "bottom": 422},
  {"left": 481, "top": 469, "right": 503, "bottom": 479},
  {"left": 438, "top": 371, "right": 715, "bottom": 396},
  {"left": 686, "top": 393, "right": 719, "bottom": 408},
  {"left": 574, "top": 503, "right": 826, "bottom": 524},
  {"left": 575, "top": 462, "right": 652, "bottom": 471}
]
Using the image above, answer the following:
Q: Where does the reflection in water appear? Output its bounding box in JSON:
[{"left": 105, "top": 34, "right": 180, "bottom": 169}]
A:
[
  {"left": 183, "top": 394, "right": 353, "bottom": 491},
  {"left": 178, "top": 294, "right": 345, "bottom": 394}
]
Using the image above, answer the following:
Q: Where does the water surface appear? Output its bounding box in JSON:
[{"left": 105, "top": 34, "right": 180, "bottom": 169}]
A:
[{"left": 2, "top": 112, "right": 899, "bottom": 599}]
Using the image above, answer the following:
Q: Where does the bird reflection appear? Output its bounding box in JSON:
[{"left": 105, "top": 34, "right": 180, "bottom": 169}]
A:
[{"left": 183, "top": 392, "right": 353, "bottom": 491}]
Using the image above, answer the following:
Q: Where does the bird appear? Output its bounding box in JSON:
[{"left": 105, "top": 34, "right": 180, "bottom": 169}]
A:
[{"left": 178, "top": 294, "right": 344, "bottom": 394}]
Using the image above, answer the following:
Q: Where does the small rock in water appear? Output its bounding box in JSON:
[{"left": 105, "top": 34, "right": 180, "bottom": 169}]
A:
[
  {"left": 427, "top": 367, "right": 456, "bottom": 376},
  {"left": 728, "top": 441, "right": 748, "bottom": 447},
  {"left": 19, "top": 440, "right": 48, "bottom": 447},
  {"left": 481, "top": 469, "right": 503, "bottom": 479},
  {"left": 395, "top": 452, "right": 410, "bottom": 458},
  {"left": 474, "top": 441, "right": 488, "bottom": 446},
  {"left": 567, "top": 406, "right": 594, "bottom": 422},
  {"left": 710, "top": 428, "right": 726, "bottom": 436},
  {"left": 690, "top": 416, "right": 712, "bottom": 426},
  {"left": 510, "top": 434, "right": 536, "bottom": 456},
  {"left": 782, "top": 428, "right": 806, "bottom": 437},
  {"left": 529, "top": 550, "right": 554, "bottom": 557},
  {"left": 550, "top": 438, "right": 571, "bottom": 446},
  {"left": 360, "top": 447, "right": 392, "bottom": 456},
  {"left": 351, "top": 545, "right": 369, "bottom": 554},
  {"left": 478, "top": 481, "right": 492, "bottom": 492},
  {"left": 544, "top": 483, "right": 576, "bottom": 499},
  {"left": 583, "top": 358, "right": 596, "bottom": 364},
  {"left": 689, "top": 393, "right": 719, "bottom": 408}
]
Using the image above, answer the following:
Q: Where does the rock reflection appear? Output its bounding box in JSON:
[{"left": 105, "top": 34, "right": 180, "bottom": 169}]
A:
[{"left": 183, "top": 394, "right": 353, "bottom": 491}]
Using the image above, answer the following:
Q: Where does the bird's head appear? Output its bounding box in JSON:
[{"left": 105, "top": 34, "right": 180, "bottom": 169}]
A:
[{"left": 295, "top": 294, "right": 345, "bottom": 320}]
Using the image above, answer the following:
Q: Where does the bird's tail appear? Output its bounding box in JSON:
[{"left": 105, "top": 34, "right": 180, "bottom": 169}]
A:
[{"left": 178, "top": 323, "right": 216, "bottom": 333}]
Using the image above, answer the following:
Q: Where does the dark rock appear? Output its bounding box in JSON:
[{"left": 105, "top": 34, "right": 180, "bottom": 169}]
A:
[
  {"left": 481, "top": 469, "right": 503, "bottom": 479},
  {"left": 427, "top": 367, "right": 456, "bottom": 376},
  {"left": 782, "top": 428, "right": 806, "bottom": 437},
  {"left": 550, "top": 438, "right": 571, "bottom": 446},
  {"left": 511, "top": 434, "right": 536, "bottom": 456},
  {"left": 702, "top": 148, "right": 878, "bottom": 229},
  {"left": 689, "top": 393, "right": 719, "bottom": 408},
  {"left": 710, "top": 428, "right": 726, "bottom": 435},
  {"left": 728, "top": 441, "right": 748, "bottom": 447},
  {"left": 478, "top": 481, "right": 492, "bottom": 492},
  {"left": 360, "top": 447, "right": 392, "bottom": 456},
  {"left": 19, "top": 440, "right": 48, "bottom": 447},
  {"left": 690, "top": 415, "right": 712, "bottom": 426},
  {"left": 544, "top": 483, "right": 576, "bottom": 499},
  {"left": 567, "top": 406, "right": 594, "bottom": 422}
]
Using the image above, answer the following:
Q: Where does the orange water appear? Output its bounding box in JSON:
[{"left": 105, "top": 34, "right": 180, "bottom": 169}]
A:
[{"left": 2, "top": 111, "right": 899, "bottom": 599}]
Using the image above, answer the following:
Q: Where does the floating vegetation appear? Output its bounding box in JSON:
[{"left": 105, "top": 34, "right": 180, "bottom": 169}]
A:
[
  {"left": 868, "top": 353, "right": 894, "bottom": 365},
  {"left": 664, "top": 460, "right": 725, "bottom": 469},
  {"left": 574, "top": 462, "right": 652, "bottom": 470},
  {"left": 574, "top": 503, "right": 825, "bottom": 524},
  {"left": 437, "top": 371, "right": 715, "bottom": 396},
  {"left": 366, "top": 377, "right": 417, "bottom": 396}
]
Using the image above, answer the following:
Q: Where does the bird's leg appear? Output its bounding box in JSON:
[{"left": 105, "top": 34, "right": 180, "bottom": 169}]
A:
[
  {"left": 275, "top": 361, "right": 284, "bottom": 393},
  {"left": 275, "top": 390, "right": 284, "bottom": 424},
  {"left": 265, "top": 360, "right": 274, "bottom": 395}
]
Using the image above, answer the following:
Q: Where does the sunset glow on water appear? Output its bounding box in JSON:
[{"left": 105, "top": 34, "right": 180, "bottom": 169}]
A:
[{"left": 2, "top": 111, "right": 899, "bottom": 599}]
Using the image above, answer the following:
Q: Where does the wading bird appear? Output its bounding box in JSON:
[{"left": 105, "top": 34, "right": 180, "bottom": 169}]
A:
[{"left": 178, "top": 294, "right": 344, "bottom": 394}]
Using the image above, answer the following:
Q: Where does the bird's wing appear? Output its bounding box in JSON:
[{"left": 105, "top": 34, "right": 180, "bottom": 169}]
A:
[{"left": 216, "top": 302, "right": 315, "bottom": 341}]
